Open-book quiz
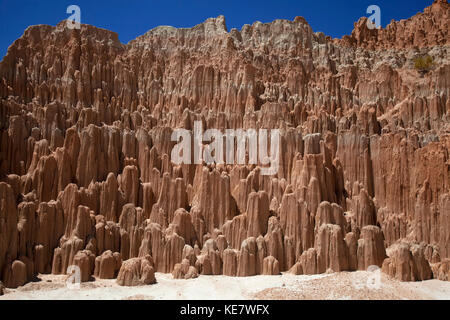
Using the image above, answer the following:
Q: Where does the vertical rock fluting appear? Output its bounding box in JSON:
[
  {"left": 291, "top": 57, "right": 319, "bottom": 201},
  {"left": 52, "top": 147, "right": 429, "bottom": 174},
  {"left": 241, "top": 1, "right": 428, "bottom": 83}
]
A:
[{"left": 0, "top": 1, "right": 449, "bottom": 287}]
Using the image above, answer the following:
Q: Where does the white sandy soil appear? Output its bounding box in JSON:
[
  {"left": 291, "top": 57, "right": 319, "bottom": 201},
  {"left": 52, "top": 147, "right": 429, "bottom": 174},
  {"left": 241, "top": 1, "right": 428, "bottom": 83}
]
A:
[{"left": 1, "top": 271, "right": 449, "bottom": 300}]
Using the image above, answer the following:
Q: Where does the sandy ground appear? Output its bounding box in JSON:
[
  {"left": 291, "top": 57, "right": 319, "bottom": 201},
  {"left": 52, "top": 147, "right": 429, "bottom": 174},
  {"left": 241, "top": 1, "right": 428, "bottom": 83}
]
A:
[{"left": 1, "top": 271, "right": 449, "bottom": 300}]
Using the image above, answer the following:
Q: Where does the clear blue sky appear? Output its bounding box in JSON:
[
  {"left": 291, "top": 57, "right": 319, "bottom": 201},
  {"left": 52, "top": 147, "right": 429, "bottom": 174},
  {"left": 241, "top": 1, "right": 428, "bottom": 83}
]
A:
[{"left": 0, "top": 0, "right": 435, "bottom": 58}]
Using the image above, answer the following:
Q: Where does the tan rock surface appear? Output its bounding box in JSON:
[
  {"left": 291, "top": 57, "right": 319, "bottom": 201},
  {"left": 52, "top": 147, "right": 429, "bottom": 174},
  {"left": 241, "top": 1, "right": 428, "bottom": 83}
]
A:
[{"left": 116, "top": 255, "right": 156, "bottom": 286}]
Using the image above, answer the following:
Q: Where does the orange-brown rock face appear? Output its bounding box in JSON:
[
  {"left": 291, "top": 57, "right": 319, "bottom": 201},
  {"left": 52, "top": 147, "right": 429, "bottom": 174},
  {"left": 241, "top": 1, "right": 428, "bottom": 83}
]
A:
[
  {"left": 337, "top": 0, "right": 450, "bottom": 50},
  {"left": 116, "top": 255, "right": 156, "bottom": 286},
  {"left": 382, "top": 243, "right": 432, "bottom": 281},
  {"left": 0, "top": 1, "right": 449, "bottom": 287}
]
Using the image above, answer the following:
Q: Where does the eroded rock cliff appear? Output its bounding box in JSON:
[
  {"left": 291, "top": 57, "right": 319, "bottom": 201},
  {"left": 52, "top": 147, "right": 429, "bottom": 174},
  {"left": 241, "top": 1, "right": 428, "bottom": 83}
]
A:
[{"left": 0, "top": 0, "right": 449, "bottom": 287}]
